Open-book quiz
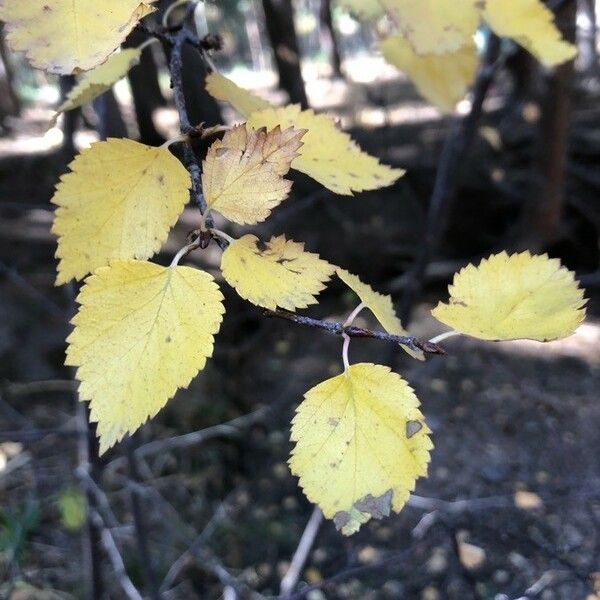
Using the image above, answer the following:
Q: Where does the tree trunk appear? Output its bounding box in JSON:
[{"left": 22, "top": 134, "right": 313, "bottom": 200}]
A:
[
  {"left": 93, "top": 90, "right": 128, "bottom": 141},
  {"left": 124, "top": 30, "right": 167, "bottom": 146},
  {"left": 0, "top": 26, "right": 20, "bottom": 125},
  {"left": 261, "top": 0, "right": 308, "bottom": 107},
  {"left": 519, "top": 1, "right": 576, "bottom": 250},
  {"left": 320, "top": 0, "right": 342, "bottom": 77}
]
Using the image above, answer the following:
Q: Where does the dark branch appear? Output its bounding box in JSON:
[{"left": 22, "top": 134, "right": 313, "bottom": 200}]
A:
[{"left": 263, "top": 308, "right": 446, "bottom": 356}]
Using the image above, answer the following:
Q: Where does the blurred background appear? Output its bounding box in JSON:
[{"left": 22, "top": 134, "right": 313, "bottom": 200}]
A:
[{"left": 1, "top": 0, "right": 600, "bottom": 598}]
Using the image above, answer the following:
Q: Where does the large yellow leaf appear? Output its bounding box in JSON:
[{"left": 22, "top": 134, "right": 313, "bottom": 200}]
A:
[
  {"left": 50, "top": 49, "right": 142, "bottom": 127},
  {"left": 66, "top": 260, "right": 225, "bottom": 453},
  {"left": 380, "top": 36, "right": 477, "bottom": 112},
  {"left": 290, "top": 363, "right": 432, "bottom": 534},
  {"left": 0, "top": 0, "right": 155, "bottom": 74},
  {"left": 432, "top": 252, "right": 586, "bottom": 341},
  {"left": 52, "top": 138, "right": 190, "bottom": 285},
  {"left": 205, "top": 73, "right": 404, "bottom": 195},
  {"left": 221, "top": 234, "right": 334, "bottom": 311},
  {"left": 483, "top": 0, "right": 577, "bottom": 67},
  {"left": 205, "top": 71, "right": 272, "bottom": 117},
  {"left": 202, "top": 124, "right": 305, "bottom": 224}
]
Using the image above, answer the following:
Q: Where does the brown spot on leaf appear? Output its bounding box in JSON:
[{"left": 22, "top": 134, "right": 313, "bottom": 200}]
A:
[{"left": 406, "top": 420, "right": 423, "bottom": 439}]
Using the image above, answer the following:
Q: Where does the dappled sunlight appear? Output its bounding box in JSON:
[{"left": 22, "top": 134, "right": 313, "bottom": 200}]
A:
[{"left": 493, "top": 321, "right": 600, "bottom": 366}]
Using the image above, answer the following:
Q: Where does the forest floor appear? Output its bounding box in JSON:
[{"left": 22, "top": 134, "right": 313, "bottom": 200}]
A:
[{"left": 1, "top": 76, "right": 600, "bottom": 599}]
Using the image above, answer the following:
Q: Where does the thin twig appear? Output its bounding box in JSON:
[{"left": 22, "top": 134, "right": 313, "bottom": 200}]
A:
[
  {"left": 89, "top": 508, "right": 144, "bottom": 600},
  {"left": 263, "top": 308, "right": 446, "bottom": 355},
  {"left": 280, "top": 507, "right": 324, "bottom": 597}
]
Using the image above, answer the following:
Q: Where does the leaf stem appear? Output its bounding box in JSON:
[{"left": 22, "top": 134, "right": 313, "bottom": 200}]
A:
[
  {"left": 209, "top": 227, "right": 235, "bottom": 245},
  {"left": 162, "top": 0, "right": 196, "bottom": 28},
  {"left": 341, "top": 302, "right": 365, "bottom": 371},
  {"left": 137, "top": 37, "right": 161, "bottom": 53},
  {"left": 170, "top": 240, "right": 201, "bottom": 267},
  {"left": 160, "top": 133, "right": 190, "bottom": 149},
  {"left": 429, "top": 330, "right": 460, "bottom": 345}
]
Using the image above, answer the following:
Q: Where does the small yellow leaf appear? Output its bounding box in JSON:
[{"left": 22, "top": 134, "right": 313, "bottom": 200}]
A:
[
  {"left": 432, "top": 252, "right": 586, "bottom": 342},
  {"left": 337, "top": 268, "right": 424, "bottom": 360},
  {"left": 203, "top": 124, "right": 305, "bottom": 224},
  {"left": 205, "top": 73, "right": 404, "bottom": 195},
  {"left": 58, "top": 487, "right": 86, "bottom": 531},
  {"left": 380, "top": 36, "right": 477, "bottom": 112},
  {"left": 52, "top": 138, "right": 190, "bottom": 284},
  {"left": 50, "top": 48, "right": 142, "bottom": 127},
  {"left": 483, "top": 0, "right": 577, "bottom": 67},
  {"left": 457, "top": 541, "right": 486, "bottom": 570},
  {"left": 205, "top": 71, "right": 272, "bottom": 117},
  {"left": 290, "top": 363, "right": 432, "bottom": 534},
  {"left": 336, "top": 268, "right": 404, "bottom": 335},
  {"left": 514, "top": 490, "right": 544, "bottom": 510},
  {"left": 221, "top": 234, "right": 334, "bottom": 311},
  {"left": 0, "top": 0, "right": 155, "bottom": 74},
  {"left": 66, "top": 260, "right": 224, "bottom": 453}
]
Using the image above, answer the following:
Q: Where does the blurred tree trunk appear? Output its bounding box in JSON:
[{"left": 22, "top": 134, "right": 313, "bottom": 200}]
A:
[
  {"left": 0, "top": 27, "right": 20, "bottom": 123},
  {"left": 93, "top": 90, "right": 128, "bottom": 140},
  {"left": 124, "top": 30, "right": 167, "bottom": 146},
  {"left": 181, "top": 42, "right": 223, "bottom": 126},
  {"left": 59, "top": 76, "right": 80, "bottom": 164},
  {"left": 261, "top": 0, "right": 309, "bottom": 107},
  {"left": 519, "top": 0, "right": 576, "bottom": 250},
  {"left": 578, "top": 0, "right": 598, "bottom": 72},
  {"left": 320, "top": 0, "right": 342, "bottom": 77}
]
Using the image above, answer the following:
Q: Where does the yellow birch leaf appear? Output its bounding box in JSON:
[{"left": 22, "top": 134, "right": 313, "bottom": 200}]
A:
[
  {"left": 384, "top": 0, "right": 479, "bottom": 56},
  {"left": 221, "top": 234, "right": 335, "bottom": 311},
  {"left": 337, "top": 268, "right": 424, "bottom": 360},
  {"left": 248, "top": 106, "right": 404, "bottom": 194},
  {"left": 202, "top": 125, "right": 305, "bottom": 224},
  {"left": 432, "top": 252, "right": 586, "bottom": 342},
  {"left": 66, "top": 260, "right": 225, "bottom": 453},
  {"left": 483, "top": 0, "right": 577, "bottom": 67},
  {"left": 0, "top": 0, "right": 156, "bottom": 75},
  {"left": 205, "top": 71, "right": 272, "bottom": 117},
  {"left": 205, "top": 73, "right": 404, "bottom": 195},
  {"left": 52, "top": 138, "right": 190, "bottom": 285},
  {"left": 380, "top": 36, "right": 477, "bottom": 112},
  {"left": 50, "top": 48, "right": 142, "bottom": 127},
  {"left": 290, "top": 363, "right": 432, "bottom": 534}
]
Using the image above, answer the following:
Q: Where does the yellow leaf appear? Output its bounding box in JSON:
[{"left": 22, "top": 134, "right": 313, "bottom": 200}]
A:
[
  {"left": 338, "top": 268, "right": 424, "bottom": 360},
  {"left": 338, "top": 0, "right": 479, "bottom": 54},
  {"left": 202, "top": 124, "right": 305, "bottom": 224},
  {"left": 432, "top": 252, "right": 586, "bottom": 342},
  {"left": 384, "top": 0, "right": 479, "bottom": 56},
  {"left": 52, "top": 138, "right": 190, "bottom": 284},
  {"left": 205, "top": 73, "right": 404, "bottom": 195},
  {"left": 337, "top": 0, "right": 383, "bottom": 20},
  {"left": 380, "top": 36, "right": 477, "bottom": 112},
  {"left": 221, "top": 234, "right": 334, "bottom": 311},
  {"left": 248, "top": 106, "right": 403, "bottom": 194},
  {"left": 290, "top": 363, "right": 432, "bottom": 534},
  {"left": 50, "top": 48, "right": 142, "bottom": 127},
  {"left": 483, "top": 0, "right": 577, "bottom": 67},
  {"left": 336, "top": 269, "right": 403, "bottom": 335},
  {"left": 66, "top": 260, "right": 225, "bottom": 453},
  {"left": 0, "top": 0, "right": 155, "bottom": 75},
  {"left": 205, "top": 71, "right": 272, "bottom": 117}
]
